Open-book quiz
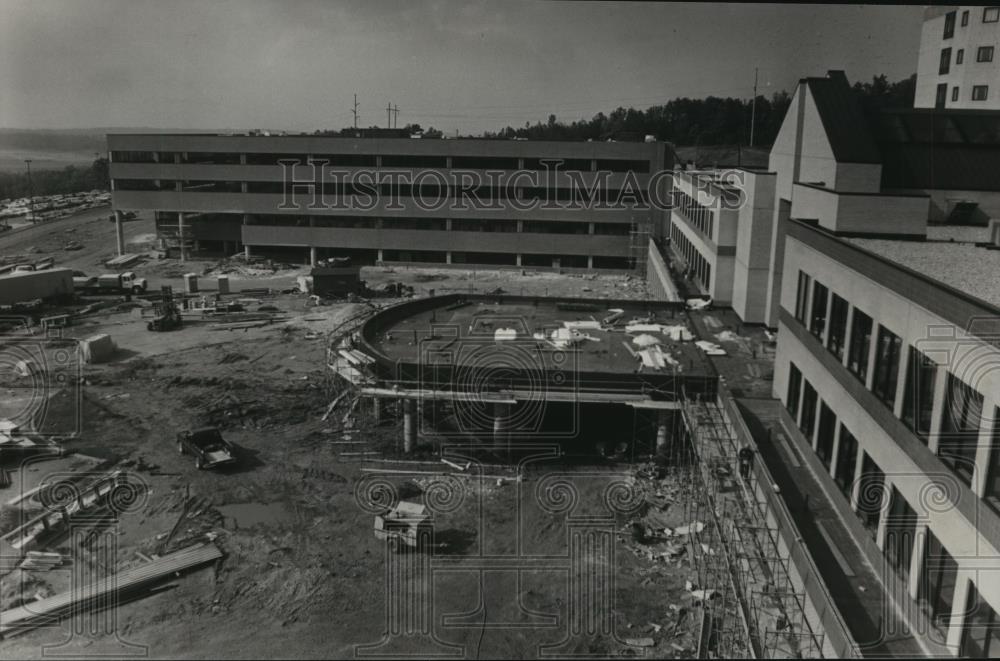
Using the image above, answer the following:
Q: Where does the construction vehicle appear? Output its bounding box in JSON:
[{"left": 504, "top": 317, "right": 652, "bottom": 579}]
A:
[
  {"left": 147, "top": 285, "right": 183, "bottom": 331},
  {"left": 176, "top": 427, "right": 236, "bottom": 470},
  {"left": 74, "top": 271, "right": 148, "bottom": 295},
  {"left": 374, "top": 501, "right": 432, "bottom": 550}
]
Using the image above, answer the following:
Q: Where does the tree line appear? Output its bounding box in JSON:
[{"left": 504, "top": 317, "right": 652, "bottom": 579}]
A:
[
  {"left": 481, "top": 74, "right": 916, "bottom": 145},
  {"left": 0, "top": 158, "right": 110, "bottom": 202}
]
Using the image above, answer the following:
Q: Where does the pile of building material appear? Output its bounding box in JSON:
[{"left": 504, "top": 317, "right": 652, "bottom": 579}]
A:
[
  {"left": 0, "top": 542, "right": 223, "bottom": 637},
  {"left": 80, "top": 333, "right": 116, "bottom": 363}
]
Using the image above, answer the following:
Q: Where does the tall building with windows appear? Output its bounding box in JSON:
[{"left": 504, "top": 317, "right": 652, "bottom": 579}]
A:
[{"left": 915, "top": 6, "right": 1000, "bottom": 110}]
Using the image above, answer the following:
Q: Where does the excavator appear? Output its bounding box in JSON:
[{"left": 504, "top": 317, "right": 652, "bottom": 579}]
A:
[{"left": 147, "top": 285, "right": 183, "bottom": 331}]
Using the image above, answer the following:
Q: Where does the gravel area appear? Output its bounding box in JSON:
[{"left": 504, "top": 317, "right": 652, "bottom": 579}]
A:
[
  {"left": 925, "top": 225, "right": 991, "bottom": 243},
  {"left": 848, "top": 237, "right": 1000, "bottom": 308}
]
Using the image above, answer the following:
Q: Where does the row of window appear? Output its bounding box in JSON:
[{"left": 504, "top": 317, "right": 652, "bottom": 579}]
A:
[
  {"left": 112, "top": 178, "right": 651, "bottom": 205},
  {"left": 944, "top": 8, "right": 1000, "bottom": 40},
  {"left": 110, "top": 151, "right": 652, "bottom": 173},
  {"left": 940, "top": 46, "right": 994, "bottom": 75},
  {"left": 794, "top": 270, "right": 1000, "bottom": 501},
  {"left": 786, "top": 358, "right": 1000, "bottom": 651},
  {"left": 668, "top": 222, "right": 712, "bottom": 292},
  {"left": 674, "top": 189, "right": 714, "bottom": 238}
]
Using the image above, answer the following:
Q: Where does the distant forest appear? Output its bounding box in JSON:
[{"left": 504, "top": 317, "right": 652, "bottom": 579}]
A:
[
  {"left": 478, "top": 74, "right": 916, "bottom": 145},
  {"left": 0, "top": 158, "right": 109, "bottom": 201}
]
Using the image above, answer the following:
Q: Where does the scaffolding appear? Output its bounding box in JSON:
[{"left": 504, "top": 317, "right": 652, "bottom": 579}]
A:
[{"left": 681, "top": 390, "right": 827, "bottom": 659}]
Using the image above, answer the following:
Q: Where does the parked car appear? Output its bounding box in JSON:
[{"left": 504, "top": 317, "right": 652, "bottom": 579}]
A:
[{"left": 176, "top": 427, "right": 236, "bottom": 469}]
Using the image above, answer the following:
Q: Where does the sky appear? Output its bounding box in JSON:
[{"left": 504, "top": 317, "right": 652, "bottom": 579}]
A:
[{"left": 0, "top": 0, "right": 925, "bottom": 135}]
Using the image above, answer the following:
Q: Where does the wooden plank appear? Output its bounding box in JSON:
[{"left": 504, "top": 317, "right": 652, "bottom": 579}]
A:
[{"left": 0, "top": 543, "right": 222, "bottom": 635}]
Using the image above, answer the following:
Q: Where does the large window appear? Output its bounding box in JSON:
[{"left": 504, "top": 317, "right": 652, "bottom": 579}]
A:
[
  {"left": 787, "top": 363, "right": 803, "bottom": 421},
  {"left": 816, "top": 403, "right": 836, "bottom": 471},
  {"left": 901, "top": 347, "right": 938, "bottom": 443},
  {"left": 795, "top": 271, "right": 811, "bottom": 324},
  {"left": 884, "top": 487, "right": 917, "bottom": 579},
  {"left": 872, "top": 326, "right": 903, "bottom": 409},
  {"left": 834, "top": 425, "right": 859, "bottom": 501},
  {"left": 940, "top": 47, "right": 952, "bottom": 74},
  {"left": 938, "top": 374, "right": 984, "bottom": 487},
  {"left": 978, "top": 46, "right": 995, "bottom": 63},
  {"left": 944, "top": 10, "right": 956, "bottom": 38},
  {"left": 973, "top": 86, "right": 990, "bottom": 101},
  {"left": 962, "top": 582, "right": 1000, "bottom": 657},
  {"left": 810, "top": 281, "right": 829, "bottom": 339},
  {"left": 847, "top": 309, "right": 873, "bottom": 384},
  {"left": 957, "top": 49, "right": 965, "bottom": 65},
  {"left": 800, "top": 380, "right": 818, "bottom": 442},
  {"left": 984, "top": 410, "right": 1000, "bottom": 513},
  {"left": 962, "top": 10, "right": 970, "bottom": 26},
  {"left": 985, "top": 7, "right": 1000, "bottom": 23},
  {"left": 827, "top": 294, "right": 849, "bottom": 361},
  {"left": 857, "top": 453, "right": 885, "bottom": 537},
  {"left": 920, "top": 531, "right": 958, "bottom": 637}
]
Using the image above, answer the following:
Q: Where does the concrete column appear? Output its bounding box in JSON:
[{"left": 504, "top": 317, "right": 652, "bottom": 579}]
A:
[
  {"left": 587, "top": 256, "right": 594, "bottom": 269},
  {"left": 552, "top": 257, "right": 561, "bottom": 269},
  {"left": 656, "top": 411, "right": 668, "bottom": 451},
  {"left": 310, "top": 246, "right": 317, "bottom": 267},
  {"left": 113, "top": 210, "right": 125, "bottom": 256},
  {"left": 446, "top": 251, "right": 452, "bottom": 265},
  {"left": 875, "top": 480, "right": 890, "bottom": 550},
  {"left": 973, "top": 406, "right": 996, "bottom": 497},
  {"left": 493, "top": 403, "right": 511, "bottom": 452},
  {"left": 446, "top": 218, "right": 453, "bottom": 231},
  {"left": 945, "top": 570, "right": 973, "bottom": 653},
  {"left": 849, "top": 449, "right": 866, "bottom": 511},
  {"left": 377, "top": 249, "right": 384, "bottom": 262},
  {"left": 828, "top": 422, "right": 842, "bottom": 479},
  {"left": 516, "top": 254, "right": 522, "bottom": 267},
  {"left": 178, "top": 212, "right": 187, "bottom": 262},
  {"left": 244, "top": 245, "right": 251, "bottom": 259},
  {"left": 588, "top": 222, "right": 594, "bottom": 234},
  {"left": 927, "top": 368, "right": 949, "bottom": 454},
  {"left": 907, "top": 526, "right": 927, "bottom": 600},
  {"left": 403, "top": 399, "right": 416, "bottom": 453}
]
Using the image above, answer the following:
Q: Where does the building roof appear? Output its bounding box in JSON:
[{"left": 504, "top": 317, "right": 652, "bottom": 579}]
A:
[
  {"left": 847, "top": 235, "right": 1000, "bottom": 309},
  {"left": 804, "top": 71, "right": 882, "bottom": 165},
  {"left": 875, "top": 109, "right": 1000, "bottom": 191}
]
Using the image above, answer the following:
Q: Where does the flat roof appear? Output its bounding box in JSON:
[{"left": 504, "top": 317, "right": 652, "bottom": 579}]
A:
[
  {"left": 846, "top": 235, "right": 1000, "bottom": 309},
  {"left": 367, "top": 299, "right": 710, "bottom": 377}
]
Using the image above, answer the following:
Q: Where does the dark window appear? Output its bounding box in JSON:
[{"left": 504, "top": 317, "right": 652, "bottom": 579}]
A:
[
  {"left": 857, "top": 453, "right": 885, "bottom": 537},
  {"left": 313, "top": 154, "right": 378, "bottom": 167},
  {"left": 847, "top": 309, "right": 873, "bottom": 384},
  {"left": 787, "top": 363, "right": 803, "bottom": 420},
  {"left": 182, "top": 152, "right": 241, "bottom": 165},
  {"left": 795, "top": 271, "right": 811, "bottom": 324},
  {"left": 180, "top": 180, "right": 242, "bottom": 193},
  {"left": 962, "top": 10, "right": 970, "bottom": 26},
  {"left": 810, "top": 281, "right": 829, "bottom": 339},
  {"left": 938, "top": 374, "right": 983, "bottom": 487},
  {"left": 522, "top": 157, "right": 591, "bottom": 172},
  {"left": 936, "top": 83, "right": 948, "bottom": 109},
  {"left": 978, "top": 46, "right": 995, "bottom": 62},
  {"left": 940, "top": 47, "right": 952, "bottom": 74},
  {"left": 884, "top": 487, "right": 917, "bottom": 579},
  {"left": 451, "top": 156, "right": 519, "bottom": 170},
  {"left": 985, "top": 7, "right": 1000, "bottom": 23},
  {"left": 984, "top": 409, "right": 1000, "bottom": 514},
  {"left": 953, "top": 86, "right": 961, "bottom": 102},
  {"left": 872, "top": 326, "right": 903, "bottom": 409},
  {"left": 380, "top": 154, "right": 448, "bottom": 168},
  {"left": 827, "top": 294, "right": 849, "bottom": 360},
  {"left": 973, "top": 85, "right": 990, "bottom": 101},
  {"left": 901, "top": 347, "right": 938, "bottom": 443},
  {"left": 919, "top": 530, "right": 958, "bottom": 637},
  {"left": 962, "top": 582, "right": 1000, "bottom": 656},
  {"left": 595, "top": 159, "right": 650, "bottom": 174},
  {"left": 944, "top": 10, "right": 956, "bottom": 38},
  {"left": 834, "top": 425, "right": 859, "bottom": 501},
  {"left": 816, "top": 403, "right": 836, "bottom": 471},
  {"left": 245, "top": 153, "right": 309, "bottom": 166},
  {"left": 957, "top": 49, "right": 965, "bottom": 65},
  {"left": 111, "top": 151, "right": 157, "bottom": 163},
  {"left": 800, "top": 380, "right": 818, "bottom": 442}
]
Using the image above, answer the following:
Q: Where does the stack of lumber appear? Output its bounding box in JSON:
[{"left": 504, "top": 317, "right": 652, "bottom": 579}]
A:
[
  {"left": 0, "top": 542, "right": 222, "bottom": 637},
  {"left": 18, "top": 551, "right": 64, "bottom": 571}
]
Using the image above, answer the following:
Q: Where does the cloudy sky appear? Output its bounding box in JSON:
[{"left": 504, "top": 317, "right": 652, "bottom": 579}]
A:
[{"left": 0, "top": 0, "right": 924, "bottom": 134}]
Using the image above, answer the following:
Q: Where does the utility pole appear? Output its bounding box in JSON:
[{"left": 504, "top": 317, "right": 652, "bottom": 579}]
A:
[
  {"left": 392, "top": 104, "right": 400, "bottom": 129},
  {"left": 352, "top": 93, "right": 360, "bottom": 129},
  {"left": 386, "top": 102, "right": 392, "bottom": 128},
  {"left": 24, "top": 159, "right": 35, "bottom": 223},
  {"left": 750, "top": 67, "right": 759, "bottom": 148}
]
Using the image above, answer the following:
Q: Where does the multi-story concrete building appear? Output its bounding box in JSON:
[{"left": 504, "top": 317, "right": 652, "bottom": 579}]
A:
[
  {"left": 915, "top": 6, "right": 1000, "bottom": 110},
  {"left": 667, "top": 168, "right": 775, "bottom": 323},
  {"left": 107, "top": 134, "right": 672, "bottom": 272}
]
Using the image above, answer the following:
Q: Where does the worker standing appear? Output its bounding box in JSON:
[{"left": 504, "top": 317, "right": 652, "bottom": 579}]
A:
[{"left": 738, "top": 446, "right": 754, "bottom": 480}]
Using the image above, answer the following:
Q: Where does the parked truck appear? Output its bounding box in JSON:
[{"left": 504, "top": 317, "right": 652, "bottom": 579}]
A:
[
  {"left": 0, "top": 268, "right": 74, "bottom": 306},
  {"left": 73, "top": 271, "right": 148, "bottom": 295}
]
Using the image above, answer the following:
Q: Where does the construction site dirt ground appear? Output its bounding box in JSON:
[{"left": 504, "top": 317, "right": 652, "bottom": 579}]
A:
[{"left": 0, "top": 214, "right": 726, "bottom": 658}]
